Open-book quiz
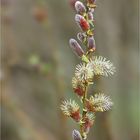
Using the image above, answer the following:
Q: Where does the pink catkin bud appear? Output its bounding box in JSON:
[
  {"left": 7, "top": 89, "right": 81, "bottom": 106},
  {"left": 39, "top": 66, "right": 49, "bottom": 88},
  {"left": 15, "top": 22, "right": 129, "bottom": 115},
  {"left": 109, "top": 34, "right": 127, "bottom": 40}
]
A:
[
  {"left": 69, "top": 39, "right": 84, "bottom": 57},
  {"left": 72, "top": 130, "right": 83, "bottom": 140},
  {"left": 87, "top": 12, "right": 94, "bottom": 21},
  {"left": 77, "top": 32, "right": 86, "bottom": 42},
  {"left": 87, "top": 37, "right": 96, "bottom": 51},
  {"left": 75, "top": 14, "right": 90, "bottom": 31},
  {"left": 75, "top": 1, "right": 86, "bottom": 15}
]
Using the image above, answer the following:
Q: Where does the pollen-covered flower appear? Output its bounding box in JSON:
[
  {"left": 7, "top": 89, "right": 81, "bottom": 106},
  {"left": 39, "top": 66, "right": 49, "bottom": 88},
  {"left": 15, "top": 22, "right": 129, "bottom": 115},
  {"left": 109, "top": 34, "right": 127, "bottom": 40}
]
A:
[
  {"left": 87, "top": 36, "right": 96, "bottom": 52},
  {"left": 83, "top": 113, "right": 95, "bottom": 133},
  {"left": 72, "top": 129, "right": 83, "bottom": 140},
  {"left": 72, "top": 77, "right": 85, "bottom": 96},
  {"left": 69, "top": 38, "right": 85, "bottom": 57},
  {"left": 60, "top": 99, "right": 81, "bottom": 121},
  {"left": 75, "top": 63, "right": 94, "bottom": 82},
  {"left": 75, "top": 1, "right": 86, "bottom": 15},
  {"left": 86, "top": 94, "right": 113, "bottom": 112},
  {"left": 89, "top": 56, "right": 116, "bottom": 76},
  {"left": 75, "top": 14, "right": 90, "bottom": 31}
]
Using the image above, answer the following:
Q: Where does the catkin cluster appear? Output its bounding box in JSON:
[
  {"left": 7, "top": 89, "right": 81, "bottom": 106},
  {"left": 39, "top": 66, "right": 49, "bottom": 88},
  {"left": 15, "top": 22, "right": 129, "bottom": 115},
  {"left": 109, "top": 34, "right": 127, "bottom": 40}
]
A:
[{"left": 60, "top": 0, "right": 115, "bottom": 139}]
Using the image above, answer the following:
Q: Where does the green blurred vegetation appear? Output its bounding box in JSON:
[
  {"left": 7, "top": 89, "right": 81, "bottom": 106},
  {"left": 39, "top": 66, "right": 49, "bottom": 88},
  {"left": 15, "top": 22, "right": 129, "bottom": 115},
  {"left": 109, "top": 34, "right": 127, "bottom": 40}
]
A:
[{"left": 1, "top": 0, "right": 139, "bottom": 140}]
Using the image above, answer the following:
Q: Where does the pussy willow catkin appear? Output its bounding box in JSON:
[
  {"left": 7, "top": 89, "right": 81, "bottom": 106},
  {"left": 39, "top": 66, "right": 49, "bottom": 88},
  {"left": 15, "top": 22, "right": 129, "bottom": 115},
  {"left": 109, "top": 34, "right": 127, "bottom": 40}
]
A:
[{"left": 60, "top": 0, "right": 116, "bottom": 139}]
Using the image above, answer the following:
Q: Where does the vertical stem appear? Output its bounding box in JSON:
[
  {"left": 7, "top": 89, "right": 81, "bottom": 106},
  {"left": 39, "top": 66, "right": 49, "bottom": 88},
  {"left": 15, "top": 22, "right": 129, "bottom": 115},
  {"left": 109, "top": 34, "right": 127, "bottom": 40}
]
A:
[{"left": 80, "top": 83, "right": 88, "bottom": 139}]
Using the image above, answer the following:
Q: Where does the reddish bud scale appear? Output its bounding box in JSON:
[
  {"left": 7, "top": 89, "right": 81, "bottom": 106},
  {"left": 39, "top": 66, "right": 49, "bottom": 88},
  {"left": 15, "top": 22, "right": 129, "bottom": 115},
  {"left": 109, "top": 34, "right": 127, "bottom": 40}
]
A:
[
  {"left": 69, "top": 39, "right": 84, "bottom": 57},
  {"left": 80, "top": 18, "right": 90, "bottom": 31},
  {"left": 75, "top": 14, "right": 90, "bottom": 32},
  {"left": 83, "top": 117, "right": 94, "bottom": 133},
  {"left": 74, "top": 86, "right": 84, "bottom": 96},
  {"left": 75, "top": 1, "right": 86, "bottom": 15},
  {"left": 85, "top": 100, "right": 95, "bottom": 112},
  {"left": 71, "top": 110, "right": 81, "bottom": 122}
]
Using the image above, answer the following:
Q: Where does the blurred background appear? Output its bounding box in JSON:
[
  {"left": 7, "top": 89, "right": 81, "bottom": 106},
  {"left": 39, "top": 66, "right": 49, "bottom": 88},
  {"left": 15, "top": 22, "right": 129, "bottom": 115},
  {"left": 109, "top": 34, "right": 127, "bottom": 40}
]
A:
[{"left": 1, "top": 0, "right": 139, "bottom": 140}]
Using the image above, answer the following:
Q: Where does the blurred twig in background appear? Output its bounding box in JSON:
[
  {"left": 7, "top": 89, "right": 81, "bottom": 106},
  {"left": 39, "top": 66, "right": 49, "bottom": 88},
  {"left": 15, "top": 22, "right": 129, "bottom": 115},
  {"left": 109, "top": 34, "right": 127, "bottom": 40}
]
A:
[{"left": 2, "top": 94, "right": 57, "bottom": 140}]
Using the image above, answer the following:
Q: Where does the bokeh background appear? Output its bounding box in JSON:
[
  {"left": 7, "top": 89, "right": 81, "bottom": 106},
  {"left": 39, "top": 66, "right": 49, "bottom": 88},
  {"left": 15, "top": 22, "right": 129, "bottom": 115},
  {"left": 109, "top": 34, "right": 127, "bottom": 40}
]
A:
[{"left": 1, "top": 0, "right": 139, "bottom": 140}]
